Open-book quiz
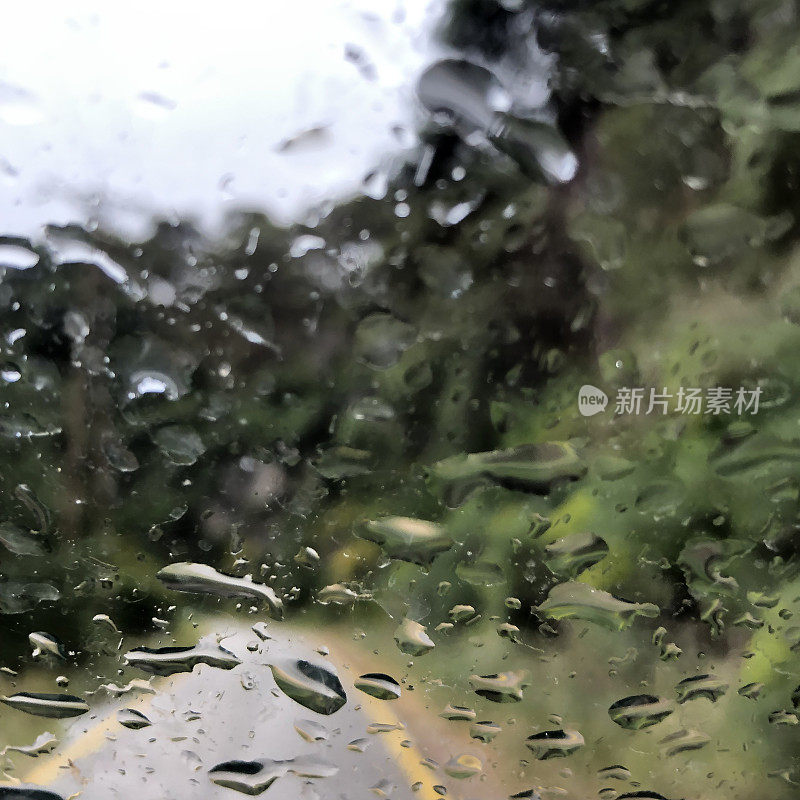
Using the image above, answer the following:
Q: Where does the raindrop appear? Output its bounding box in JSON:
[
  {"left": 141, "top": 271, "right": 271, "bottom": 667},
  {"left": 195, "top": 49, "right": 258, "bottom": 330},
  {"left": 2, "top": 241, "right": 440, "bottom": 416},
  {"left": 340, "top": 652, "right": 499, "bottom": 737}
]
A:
[
  {"left": 444, "top": 753, "right": 482, "bottom": 779},
  {"left": 738, "top": 682, "right": 764, "bottom": 700},
  {"left": 536, "top": 582, "right": 659, "bottom": 631},
  {"left": 417, "top": 59, "right": 505, "bottom": 131},
  {"left": 294, "top": 546, "right": 320, "bottom": 567},
  {"left": 594, "top": 456, "right": 636, "bottom": 481},
  {"left": 370, "top": 778, "right": 396, "bottom": 797},
  {"left": 0, "top": 789, "right": 66, "bottom": 800},
  {"left": 659, "top": 728, "right": 710, "bottom": 757},
  {"left": 156, "top": 562, "right": 284, "bottom": 619},
  {"left": 290, "top": 235, "right": 326, "bottom": 258},
  {"left": 0, "top": 523, "right": 46, "bottom": 556},
  {"left": 440, "top": 705, "right": 476, "bottom": 721},
  {"left": 544, "top": 533, "right": 609, "bottom": 577},
  {"left": 469, "top": 720, "right": 501, "bottom": 742},
  {"left": 0, "top": 243, "right": 39, "bottom": 270},
  {"left": 152, "top": 425, "right": 206, "bottom": 466},
  {"left": 675, "top": 674, "right": 728, "bottom": 703},
  {"left": 417, "top": 59, "right": 576, "bottom": 183},
  {"left": 449, "top": 604, "right": 477, "bottom": 622},
  {"left": 1, "top": 732, "right": 58, "bottom": 757},
  {"left": 354, "top": 673, "right": 401, "bottom": 701},
  {"left": 251, "top": 622, "right": 271, "bottom": 641},
  {"left": 90, "top": 679, "right": 155, "bottom": 698},
  {"left": 294, "top": 718, "right": 329, "bottom": 742},
  {"left": 101, "top": 438, "right": 139, "bottom": 473},
  {"left": 598, "top": 765, "right": 632, "bottom": 781},
  {"left": 0, "top": 582, "right": 60, "bottom": 614},
  {"left": 367, "top": 721, "right": 404, "bottom": 734},
  {"left": 0, "top": 692, "right": 89, "bottom": 718},
  {"left": 209, "top": 755, "right": 338, "bottom": 795},
  {"left": 15, "top": 484, "right": 50, "bottom": 534},
  {"left": 48, "top": 234, "right": 131, "bottom": 286},
  {"left": 117, "top": 708, "right": 152, "bottom": 730},
  {"left": 92, "top": 613, "right": 120, "bottom": 633},
  {"left": 358, "top": 517, "right": 453, "bottom": 566},
  {"left": 393, "top": 618, "right": 435, "bottom": 656},
  {"left": 498, "top": 622, "right": 521, "bottom": 642},
  {"left": 316, "top": 583, "right": 369, "bottom": 606},
  {"left": 431, "top": 442, "right": 586, "bottom": 497},
  {"left": 470, "top": 671, "right": 528, "bottom": 703},
  {"left": 124, "top": 643, "right": 241, "bottom": 676},
  {"left": 29, "top": 631, "right": 66, "bottom": 661},
  {"left": 608, "top": 695, "right": 674, "bottom": 729},
  {"left": 456, "top": 560, "right": 504, "bottom": 587},
  {"left": 353, "top": 313, "right": 416, "bottom": 370},
  {"left": 134, "top": 91, "right": 177, "bottom": 118},
  {"left": 525, "top": 729, "right": 584, "bottom": 760},
  {"left": 277, "top": 125, "right": 330, "bottom": 154},
  {"left": 268, "top": 657, "right": 347, "bottom": 715},
  {"left": 347, "top": 738, "right": 370, "bottom": 753},
  {"left": 768, "top": 710, "right": 799, "bottom": 726}
]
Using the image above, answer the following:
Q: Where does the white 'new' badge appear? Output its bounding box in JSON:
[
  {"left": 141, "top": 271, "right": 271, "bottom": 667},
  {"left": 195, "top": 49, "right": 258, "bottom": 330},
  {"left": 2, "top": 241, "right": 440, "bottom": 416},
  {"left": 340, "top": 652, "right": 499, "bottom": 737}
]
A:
[{"left": 578, "top": 385, "right": 608, "bottom": 417}]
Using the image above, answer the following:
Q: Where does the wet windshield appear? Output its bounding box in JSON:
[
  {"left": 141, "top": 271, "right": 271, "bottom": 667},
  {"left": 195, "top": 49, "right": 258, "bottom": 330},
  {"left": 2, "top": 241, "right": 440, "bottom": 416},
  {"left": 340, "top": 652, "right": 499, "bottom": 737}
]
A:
[{"left": 1, "top": 1, "right": 799, "bottom": 799}]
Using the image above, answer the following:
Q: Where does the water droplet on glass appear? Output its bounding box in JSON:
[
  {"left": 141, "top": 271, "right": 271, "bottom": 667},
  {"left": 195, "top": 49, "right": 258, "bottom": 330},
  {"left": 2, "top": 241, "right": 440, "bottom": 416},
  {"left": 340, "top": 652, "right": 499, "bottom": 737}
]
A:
[
  {"left": 469, "top": 671, "right": 528, "bottom": 703},
  {"left": 444, "top": 753, "right": 482, "bottom": 779},
  {"left": 544, "top": 533, "right": 609, "bottom": 577},
  {"left": 536, "top": 582, "right": 659, "bottom": 631},
  {"left": 440, "top": 704, "right": 476, "bottom": 721},
  {"left": 117, "top": 707, "right": 152, "bottom": 730},
  {"left": 0, "top": 692, "right": 88, "bottom": 719},
  {"left": 525, "top": 729, "right": 584, "bottom": 760},
  {"left": 359, "top": 516, "right": 453, "bottom": 566},
  {"left": 0, "top": 732, "right": 58, "bottom": 758},
  {"left": 659, "top": 728, "right": 710, "bottom": 757},
  {"left": 156, "top": 562, "right": 284, "bottom": 619},
  {"left": 354, "top": 673, "right": 401, "bottom": 701},
  {"left": 675, "top": 674, "right": 728, "bottom": 703},
  {"left": 209, "top": 755, "right": 338, "bottom": 795},
  {"left": 268, "top": 657, "right": 347, "bottom": 715},
  {"left": 134, "top": 91, "right": 177, "bottom": 119},
  {"left": 124, "top": 642, "right": 241, "bottom": 676},
  {"left": 393, "top": 618, "right": 435, "bottom": 656},
  {"left": 469, "top": 720, "right": 501, "bottom": 742},
  {"left": 0, "top": 242, "right": 39, "bottom": 270},
  {"left": 294, "top": 718, "right": 329, "bottom": 742},
  {"left": 28, "top": 631, "right": 66, "bottom": 661},
  {"left": 608, "top": 695, "right": 674, "bottom": 729}
]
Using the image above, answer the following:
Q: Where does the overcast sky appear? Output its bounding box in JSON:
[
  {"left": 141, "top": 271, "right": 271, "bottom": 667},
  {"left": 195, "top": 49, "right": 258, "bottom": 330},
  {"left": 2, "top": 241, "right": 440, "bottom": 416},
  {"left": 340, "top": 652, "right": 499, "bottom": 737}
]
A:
[{"left": 0, "top": 0, "right": 447, "bottom": 241}]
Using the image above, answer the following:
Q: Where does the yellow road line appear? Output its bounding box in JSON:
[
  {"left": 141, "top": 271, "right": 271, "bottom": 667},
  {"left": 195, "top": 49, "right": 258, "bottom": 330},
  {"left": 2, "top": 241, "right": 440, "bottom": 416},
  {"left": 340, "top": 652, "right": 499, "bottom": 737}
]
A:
[
  {"left": 328, "top": 636, "right": 445, "bottom": 800},
  {"left": 352, "top": 691, "right": 442, "bottom": 800},
  {"left": 23, "top": 686, "right": 161, "bottom": 786}
]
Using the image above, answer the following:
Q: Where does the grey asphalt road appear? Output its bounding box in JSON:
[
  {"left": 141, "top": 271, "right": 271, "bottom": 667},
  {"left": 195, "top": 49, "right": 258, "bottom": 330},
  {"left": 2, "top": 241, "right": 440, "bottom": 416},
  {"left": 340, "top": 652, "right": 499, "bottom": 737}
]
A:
[{"left": 6, "top": 622, "right": 464, "bottom": 800}]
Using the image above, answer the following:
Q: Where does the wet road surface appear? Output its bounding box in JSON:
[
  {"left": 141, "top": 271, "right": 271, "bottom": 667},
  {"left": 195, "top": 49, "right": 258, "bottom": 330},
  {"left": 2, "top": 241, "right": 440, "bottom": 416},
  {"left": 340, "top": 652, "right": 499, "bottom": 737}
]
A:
[{"left": 9, "top": 622, "right": 462, "bottom": 800}]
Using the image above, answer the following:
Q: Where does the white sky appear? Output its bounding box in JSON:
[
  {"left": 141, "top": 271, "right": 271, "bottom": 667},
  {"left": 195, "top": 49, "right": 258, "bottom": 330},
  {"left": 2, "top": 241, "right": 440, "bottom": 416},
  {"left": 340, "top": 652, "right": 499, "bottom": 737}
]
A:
[{"left": 0, "top": 0, "right": 446, "bottom": 241}]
